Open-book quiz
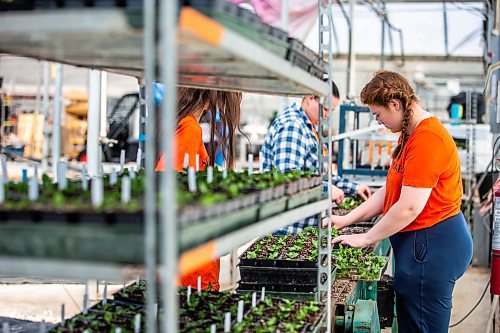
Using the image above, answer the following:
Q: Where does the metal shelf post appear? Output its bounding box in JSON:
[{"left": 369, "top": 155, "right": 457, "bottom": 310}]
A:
[
  {"left": 160, "top": 1, "right": 179, "bottom": 332},
  {"left": 318, "top": 0, "right": 334, "bottom": 331},
  {"left": 143, "top": 0, "right": 157, "bottom": 332}
]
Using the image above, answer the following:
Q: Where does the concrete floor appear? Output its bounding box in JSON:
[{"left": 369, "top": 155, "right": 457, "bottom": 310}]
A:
[{"left": 0, "top": 265, "right": 494, "bottom": 331}]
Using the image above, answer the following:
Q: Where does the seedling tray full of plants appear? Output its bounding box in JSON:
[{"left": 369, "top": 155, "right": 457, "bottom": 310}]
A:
[
  {"left": 238, "top": 228, "right": 337, "bottom": 293},
  {"left": 109, "top": 281, "right": 325, "bottom": 333},
  {"left": 0, "top": 160, "right": 324, "bottom": 262}
]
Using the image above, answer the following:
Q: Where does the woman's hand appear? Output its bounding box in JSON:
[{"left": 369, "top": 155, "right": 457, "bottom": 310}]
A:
[
  {"left": 332, "top": 233, "right": 372, "bottom": 249},
  {"left": 322, "top": 214, "right": 352, "bottom": 230}
]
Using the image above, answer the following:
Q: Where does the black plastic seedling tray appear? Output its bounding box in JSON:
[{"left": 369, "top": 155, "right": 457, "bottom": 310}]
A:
[
  {"left": 239, "top": 266, "right": 318, "bottom": 285},
  {"left": 238, "top": 281, "right": 318, "bottom": 293}
]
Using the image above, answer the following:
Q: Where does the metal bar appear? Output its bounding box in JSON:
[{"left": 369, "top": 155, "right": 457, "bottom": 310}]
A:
[
  {"left": 51, "top": 63, "right": 63, "bottom": 181},
  {"left": 0, "top": 258, "right": 128, "bottom": 281},
  {"left": 41, "top": 61, "right": 50, "bottom": 174},
  {"left": 143, "top": 0, "right": 157, "bottom": 330},
  {"left": 380, "top": 0, "right": 386, "bottom": 68},
  {"left": 281, "top": 0, "right": 288, "bottom": 31},
  {"left": 332, "top": 124, "right": 384, "bottom": 141},
  {"left": 160, "top": 0, "right": 179, "bottom": 332},
  {"left": 347, "top": 0, "right": 357, "bottom": 98},
  {"left": 87, "top": 69, "right": 102, "bottom": 178},
  {"left": 318, "top": 1, "right": 334, "bottom": 330},
  {"left": 443, "top": 2, "right": 449, "bottom": 57},
  {"left": 214, "top": 200, "right": 331, "bottom": 257}
]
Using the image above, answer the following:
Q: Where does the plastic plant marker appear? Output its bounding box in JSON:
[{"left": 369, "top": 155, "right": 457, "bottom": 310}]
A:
[
  {"left": 0, "top": 177, "right": 4, "bottom": 204},
  {"left": 197, "top": 276, "right": 201, "bottom": 293},
  {"left": 115, "top": 328, "right": 122, "bottom": 333},
  {"left": 28, "top": 176, "right": 39, "bottom": 201},
  {"left": 196, "top": 154, "right": 200, "bottom": 172},
  {"left": 224, "top": 312, "right": 231, "bottom": 333},
  {"left": 61, "top": 304, "right": 65, "bottom": 325},
  {"left": 2, "top": 322, "right": 9, "bottom": 333},
  {"left": 188, "top": 167, "right": 197, "bottom": 192},
  {"left": 261, "top": 287, "right": 265, "bottom": 301},
  {"left": 103, "top": 281, "right": 108, "bottom": 305},
  {"left": 1, "top": 155, "right": 7, "bottom": 182},
  {"left": 136, "top": 147, "right": 142, "bottom": 171},
  {"left": 57, "top": 161, "right": 68, "bottom": 190},
  {"left": 22, "top": 169, "right": 28, "bottom": 183},
  {"left": 183, "top": 153, "right": 189, "bottom": 169},
  {"left": 187, "top": 285, "right": 192, "bottom": 304},
  {"left": 237, "top": 300, "right": 244, "bottom": 323},
  {"left": 259, "top": 151, "right": 263, "bottom": 173},
  {"left": 110, "top": 167, "right": 117, "bottom": 186},
  {"left": 223, "top": 168, "right": 228, "bottom": 179},
  {"left": 251, "top": 292, "right": 257, "bottom": 307},
  {"left": 83, "top": 330, "right": 90, "bottom": 333},
  {"left": 82, "top": 176, "right": 89, "bottom": 191},
  {"left": 207, "top": 166, "right": 213, "bottom": 184},
  {"left": 39, "top": 320, "right": 46, "bottom": 333},
  {"left": 121, "top": 176, "right": 131, "bottom": 204},
  {"left": 248, "top": 154, "right": 253, "bottom": 176},
  {"left": 91, "top": 177, "right": 104, "bottom": 207},
  {"left": 129, "top": 168, "right": 136, "bottom": 179},
  {"left": 82, "top": 164, "right": 88, "bottom": 178},
  {"left": 210, "top": 324, "right": 216, "bottom": 333},
  {"left": 134, "top": 313, "right": 141, "bottom": 333},
  {"left": 83, "top": 281, "right": 89, "bottom": 314},
  {"left": 120, "top": 149, "right": 126, "bottom": 171}
]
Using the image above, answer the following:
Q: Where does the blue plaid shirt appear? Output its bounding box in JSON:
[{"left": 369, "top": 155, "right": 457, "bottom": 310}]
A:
[{"left": 261, "top": 103, "right": 359, "bottom": 234}]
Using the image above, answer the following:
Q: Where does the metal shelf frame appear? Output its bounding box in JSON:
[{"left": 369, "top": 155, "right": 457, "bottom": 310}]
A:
[
  {"left": 0, "top": 7, "right": 329, "bottom": 97},
  {"left": 0, "top": 2, "right": 337, "bottom": 333}
]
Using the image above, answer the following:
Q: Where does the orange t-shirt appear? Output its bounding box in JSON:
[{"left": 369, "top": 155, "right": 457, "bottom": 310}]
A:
[
  {"left": 156, "top": 115, "right": 219, "bottom": 291},
  {"left": 156, "top": 115, "right": 210, "bottom": 172},
  {"left": 383, "top": 117, "right": 462, "bottom": 232}
]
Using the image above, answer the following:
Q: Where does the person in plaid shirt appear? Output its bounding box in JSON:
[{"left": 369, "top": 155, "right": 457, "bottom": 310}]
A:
[{"left": 260, "top": 81, "right": 371, "bottom": 234}]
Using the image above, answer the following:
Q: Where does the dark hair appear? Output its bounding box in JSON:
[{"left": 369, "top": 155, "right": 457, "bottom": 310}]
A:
[
  {"left": 360, "top": 70, "right": 418, "bottom": 159},
  {"left": 157, "top": 87, "right": 243, "bottom": 170},
  {"left": 325, "top": 79, "right": 340, "bottom": 99}
]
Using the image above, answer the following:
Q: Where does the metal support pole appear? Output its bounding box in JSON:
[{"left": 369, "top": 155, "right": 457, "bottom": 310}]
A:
[
  {"left": 51, "top": 63, "right": 63, "bottom": 181},
  {"left": 87, "top": 70, "right": 102, "bottom": 178},
  {"left": 281, "top": 0, "right": 288, "bottom": 32},
  {"left": 318, "top": 1, "right": 334, "bottom": 331},
  {"left": 443, "top": 1, "right": 449, "bottom": 57},
  {"left": 41, "top": 62, "right": 50, "bottom": 174},
  {"left": 380, "top": 0, "right": 386, "bottom": 69},
  {"left": 160, "top": 1, "right": 179, "bottom": 332},
  {"left": 143, "top": 0, "right": 157, "bottom": 331},
  {"left": 347, "top": 0, "right": 357, "bottom": 99}
]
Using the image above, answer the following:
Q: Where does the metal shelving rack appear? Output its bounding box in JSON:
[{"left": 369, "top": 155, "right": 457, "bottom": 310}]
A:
[{"left": 0, "top": 2, "right": 336, "bottom": 333}]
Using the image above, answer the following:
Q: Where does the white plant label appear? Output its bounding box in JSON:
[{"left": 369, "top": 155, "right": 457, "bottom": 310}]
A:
[
  {"left": 237, "top": 300, "right": 244, "bottom": 323},
  {"left": 207, "top": 166, "right": 213, "bottom": 184},
  {"left": 224, "top": 313, "right": 231, "bottom": 333},
  {"left": 120, "top": 150, "right": 126, "bottom": 172},
  {"left": 188, "top": 168, "right": 197, "bottom": 192},
  {"left": 248, "top": 154, "right": 253, "bottom": 176},
  {"left": 121, "top": 176, "right": 131, "bottom": 204}
]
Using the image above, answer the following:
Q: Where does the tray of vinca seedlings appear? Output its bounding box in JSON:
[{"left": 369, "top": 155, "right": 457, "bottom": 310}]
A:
[
  {"left": 233, "top": 296, "right": 325, "bottom": 333},
  {"left": 0, "top": 170, "right": 144, "bottom": 224},
  {"left": 49, "top": 299, "right": 146, "bottom": 333},
  {"left": 0, "top": 167, "right": 148, "bottom": 263},
  {"left": 238, "top": 228, "right": 338, "bottom": 292},
  {"left": 333, "top": 245, "right": 388, "bottom": 281}
]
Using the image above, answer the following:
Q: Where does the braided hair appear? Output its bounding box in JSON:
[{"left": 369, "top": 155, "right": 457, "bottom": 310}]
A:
[{"left": 360, "top": 70, "right": 418, "bottom": 160}]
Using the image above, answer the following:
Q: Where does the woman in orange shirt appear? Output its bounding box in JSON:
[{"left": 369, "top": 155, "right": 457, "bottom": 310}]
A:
[
  {"left": 156, "top": 87, "right": 242, "bottom": 291},
  {"left": 323, "top": 71, "right": 472, "bottom": 332}
]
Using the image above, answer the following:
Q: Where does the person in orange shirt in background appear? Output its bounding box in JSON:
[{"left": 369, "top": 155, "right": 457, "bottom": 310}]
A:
[
  {"left": 156, "top": 87, "right": 242, "bottom": 291},
  {"left": 323, "top": 71, "right": 473, "bottom": 333}
]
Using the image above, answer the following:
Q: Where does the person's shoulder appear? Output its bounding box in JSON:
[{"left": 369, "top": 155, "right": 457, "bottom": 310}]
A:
[
  {"left": 276, "top": 106, "right": 307, "bottom": 126},
  {"left": 177, "top": 115, "right": 202, "bottom": 136}
]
